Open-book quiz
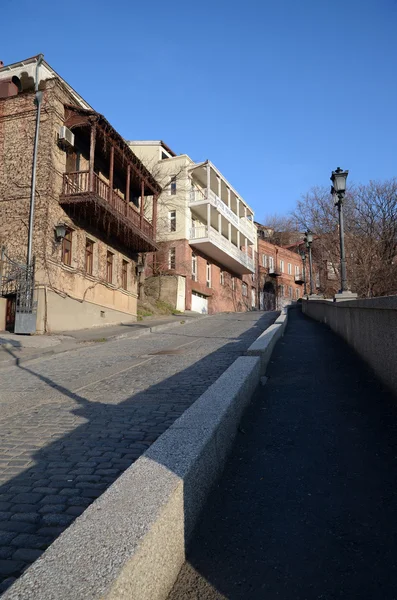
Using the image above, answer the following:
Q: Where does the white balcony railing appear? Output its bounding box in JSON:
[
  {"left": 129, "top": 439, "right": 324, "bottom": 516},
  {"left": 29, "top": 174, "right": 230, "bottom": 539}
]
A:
[
  {"left": 189, "top": 188, "right": 256, "bottom": 242},
  {"left": 189, "top": 226, "right": 255, "bottom": 272}
]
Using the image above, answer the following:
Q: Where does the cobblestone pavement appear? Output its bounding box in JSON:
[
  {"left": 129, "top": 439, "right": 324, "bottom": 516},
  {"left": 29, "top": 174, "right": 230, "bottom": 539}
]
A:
[{"left": 0, "top": 311, "right": 277, "bottom": 593}]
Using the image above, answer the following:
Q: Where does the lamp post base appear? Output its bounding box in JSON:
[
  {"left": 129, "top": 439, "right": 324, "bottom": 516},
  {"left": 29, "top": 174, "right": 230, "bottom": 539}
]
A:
[{"left": 334, "top": 290, "right": 358, "bottom": 302}]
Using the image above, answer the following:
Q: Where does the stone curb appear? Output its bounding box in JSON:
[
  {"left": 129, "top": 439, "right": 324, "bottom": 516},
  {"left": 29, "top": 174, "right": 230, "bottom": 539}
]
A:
[
  {"left": 0, "top": 314, "right": 212, "bottom": 371},
  {"left": 245, "top": 307, "right": 289, "bottom": 371},
  {"left": 2, "top": 315, "right": 282, "bottom": 600}
]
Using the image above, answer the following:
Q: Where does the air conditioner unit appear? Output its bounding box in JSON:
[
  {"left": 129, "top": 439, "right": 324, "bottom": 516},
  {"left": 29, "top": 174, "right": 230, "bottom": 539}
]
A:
[{"left": 59, "top": 126, "right": 75, "bottom": 148}]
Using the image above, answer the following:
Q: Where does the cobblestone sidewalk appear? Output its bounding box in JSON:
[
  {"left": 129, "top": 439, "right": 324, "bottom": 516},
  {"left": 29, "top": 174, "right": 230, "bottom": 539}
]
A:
[{"left": 0, "top": 311, "right": 277, "bottom": 593}]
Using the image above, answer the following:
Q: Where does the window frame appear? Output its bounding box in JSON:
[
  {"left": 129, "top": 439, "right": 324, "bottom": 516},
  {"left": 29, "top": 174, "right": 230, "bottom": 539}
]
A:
[
  {"left": 262, "top": 254, "right": 267, "bottom": 267},
  {"left": 191, "top": 253, "right": 197, "bottom": 281},
  {"left": 220, "top": 270, "right": 225, "bottom": 286},
  {"left": 85, "top": 238, "right": 94, "bottom": 275},
  {"left": 231, "top": 277, "right": 236, "bottom": 291},
  {"left": 269, "top": 256, "right": 274, "bottom": 270},
  {"left": 169, "top": 210, "right": 176, "bottom": 232},
  {"left": 121, "top": 259, "right": 128, "bottom": 290},
  {"left": 206, "top": 262, "right": 211, "bottom": 288},
  {"left": 168, "top": 247, "right": 176, "bottom": 270},
  {"left": 288, "top": 263, "right": 292, "bottom": 275},
  {"left": 61, "top": 228, "right": 73, "bottom": 266},
  {"left": 280, "top": 260, "right": 284, "bottom": 273},
  {"left": 170, "top": 175, "right": 177, "bottom": 196},
  {"left": 106, "top": 251, "right": 114, "bottom": 284},
  {"left": 242, "top": 282, "right": 248, "bottom": 297}
]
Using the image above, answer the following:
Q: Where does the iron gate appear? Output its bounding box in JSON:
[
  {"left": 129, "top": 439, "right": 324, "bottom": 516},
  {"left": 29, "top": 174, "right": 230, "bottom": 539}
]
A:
[{"left": 0, "top": 248, "right": 37, "bottom": 333}]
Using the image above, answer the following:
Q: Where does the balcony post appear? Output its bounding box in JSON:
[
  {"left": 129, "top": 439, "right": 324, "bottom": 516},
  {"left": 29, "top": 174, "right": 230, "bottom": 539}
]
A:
[
  {"left": 152, "top": 193, "right": 158, "bottom": 237},
  {"left": 236, "top": 198, "right": 240, "bottom": 222},
  {"left": 218, "top": 212, "right": 222, "bottom": 233},
  {"left": 207, "top": 202, "right": 211, "bottom": 231},
  {"left": 89, "top": 123, "right": 97, "bottom": 192},
  {"left": 206, "top": 161, "right": 211, "bottom": 200},
  {"left": 125, "top": 164, "right": 130, "bottom": 216},
  {"left": 227, "top": 187, "right": 231, "bottom": 208},
  {"left": 245, "top": 237, "right": 248, "bottom": 256},
  {"left": 109, "top": 144, "right": 114, "bottom": 202},
  {"left": 140, "top": 180, "right": 145, "bottom": 228},
  {"left": 237, "top": 230, "right": 240, "bottom": 250},
  {"left": 228, "top": 222, "right": 231, "bottom": 241},
  {"left": 217, "top": 176, "right": 221, "bottom": 200}
]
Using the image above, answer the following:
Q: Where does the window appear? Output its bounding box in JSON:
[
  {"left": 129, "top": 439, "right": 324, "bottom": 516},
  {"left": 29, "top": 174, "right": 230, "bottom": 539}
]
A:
[
  {"left": 269, "top": 256, "right": 274, "bottom": 270},
  {"left": 289, "top": 286, "right": 293, "bottom": 298},
  {"left": 242, "top": 282, "right": 248, "bottom": 297},
  {"left": 169, "top": 210, "right": 176, "bottom": 232},
  {"left": 106, "top": 251, "right": 113, "bottom": 283},
  {"left": 288, "top": 263, "right": 292, "bottom": 275},
  {"left": 192, "top": 253, "right": 197, "bottom": 281},
  {"left": 262, "top": 254, "right": 267, "bottom": 267},
  {"left": 295, "top": 288, "right": 300, "bottom": 299},
  {"left": 170, "top": 175, "right": 177, "bottom": 195},
  {"left": 232, "top": 277, "right": 236, "bottom": 291},
  {"left": 85, "top": 239, "right": 94, "bottom": 275},
  {"left": 168, "top": 247, "right": 176, "bottom": 270},
  {"left": 206, "top": 262, "right": 211, "bottom": 288},
  {"left": 280, "top": 284, "right": 285, "bottom": 297},
  {"left": 280, "top": 260, "right": 284, "bottom": 273},
  {"left": 61, "top": 229, "right": 72, "bottom": 266},
  {"left": 251, "top": 273, "right": 255, "bottom": 282},
  {"left": 220, "top": 270, "right": 225, "bottom": 285},
  {"left": 122, "top": 260, "right": 128, "bottom": 290}
]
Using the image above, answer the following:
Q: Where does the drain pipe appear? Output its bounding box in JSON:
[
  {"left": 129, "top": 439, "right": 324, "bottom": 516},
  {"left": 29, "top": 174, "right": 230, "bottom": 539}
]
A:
[{"left": 27, "top": 53, "right": 44, "bottom": 269}]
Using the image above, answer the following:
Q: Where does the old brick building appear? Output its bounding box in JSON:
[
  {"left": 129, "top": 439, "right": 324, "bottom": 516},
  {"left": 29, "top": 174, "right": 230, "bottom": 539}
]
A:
[
  {"left": 0, "top": 56, "right": 160, "bottom": 332},
  {"left": 129, "top": 141, "right": 258, "bottom": 314},
  {"left": 256, "top": 223, "right": 319, "bottom": 309}
]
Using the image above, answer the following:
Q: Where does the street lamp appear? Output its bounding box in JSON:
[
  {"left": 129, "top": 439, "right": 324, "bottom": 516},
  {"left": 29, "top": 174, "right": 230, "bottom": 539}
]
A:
[
  {"left": 300, "top": 250, "right": 307, "bottom": 296},
  {"left": 330, "top": 167, "right": 357, "bottom": 300},
  {"left": 304, "top": 230, "right": 314, "bottom": 296}
]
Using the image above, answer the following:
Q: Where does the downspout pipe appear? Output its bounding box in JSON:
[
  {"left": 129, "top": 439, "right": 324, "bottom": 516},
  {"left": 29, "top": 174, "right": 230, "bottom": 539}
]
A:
[{"left": 27, "top": 53, "right": 44, "bottom": 269}]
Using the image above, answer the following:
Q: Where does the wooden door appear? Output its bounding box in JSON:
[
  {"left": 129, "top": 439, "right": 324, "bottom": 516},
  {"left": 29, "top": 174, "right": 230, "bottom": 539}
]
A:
[{"left": 5, "top": 295, "right": 16, "bottom": 332}]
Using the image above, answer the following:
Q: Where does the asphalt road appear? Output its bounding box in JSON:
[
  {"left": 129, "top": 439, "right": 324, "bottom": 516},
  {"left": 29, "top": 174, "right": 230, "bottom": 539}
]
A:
[
  {"left": 168, "top": 307, "right": 397, "bottom": 600},
  {"left": 0, "top": 310, "right": 277, "bottom": 594}
]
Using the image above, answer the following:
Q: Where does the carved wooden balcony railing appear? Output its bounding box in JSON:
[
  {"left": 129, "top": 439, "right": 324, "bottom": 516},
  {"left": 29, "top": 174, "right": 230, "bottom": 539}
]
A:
[{"left": 60, "top": 171, "right": 156, "bottom": 251}]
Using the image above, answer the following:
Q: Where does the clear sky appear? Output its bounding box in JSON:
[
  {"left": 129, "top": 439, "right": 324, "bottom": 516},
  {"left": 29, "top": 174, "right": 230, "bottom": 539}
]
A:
[{"left": 2, "top": 0, "right": 397, "bottom": 221}]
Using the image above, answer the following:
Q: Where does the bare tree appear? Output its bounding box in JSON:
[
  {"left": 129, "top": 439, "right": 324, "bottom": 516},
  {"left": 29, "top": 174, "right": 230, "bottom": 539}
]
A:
[{"left": 292, "top": 180, "right": 397, "bottom": 298}]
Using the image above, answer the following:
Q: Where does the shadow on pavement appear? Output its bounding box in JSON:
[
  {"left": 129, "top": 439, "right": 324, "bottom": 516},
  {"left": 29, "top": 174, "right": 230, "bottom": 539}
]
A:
[
  {"left": 168, "top": 308, "right": 397, "bottom": 600},
  {"left": 0, "top": 311, "right": 278, "bottom": 594}
]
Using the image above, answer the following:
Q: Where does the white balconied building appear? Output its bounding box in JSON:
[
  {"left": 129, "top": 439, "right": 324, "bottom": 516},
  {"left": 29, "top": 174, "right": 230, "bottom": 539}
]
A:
[
  {"left": 188, "top": 160, "right": 256, "bottom": 274},
  {"left": 128, "top": 140, "right": 257, "bottom": 314}
]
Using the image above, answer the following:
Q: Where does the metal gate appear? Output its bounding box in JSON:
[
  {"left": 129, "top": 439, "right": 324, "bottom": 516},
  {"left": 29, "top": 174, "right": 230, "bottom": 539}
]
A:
[{"left": 0, "top": 248, "right": 37, "bottom": 333}]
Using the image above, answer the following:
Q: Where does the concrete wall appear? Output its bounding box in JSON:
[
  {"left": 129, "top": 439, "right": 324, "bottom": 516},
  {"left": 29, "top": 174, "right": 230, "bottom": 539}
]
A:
[
  {"left": 143, "top": 275, "right": 185, "bottom": 312},
  {"left": 0, "top": 297, "right": 6, "bottom": 330},
  {"left": 302, "top": 296, "right": 397, "bottom": 396},
  {"left": 35, "top": 287, "right": 137, "bottom": 333}
]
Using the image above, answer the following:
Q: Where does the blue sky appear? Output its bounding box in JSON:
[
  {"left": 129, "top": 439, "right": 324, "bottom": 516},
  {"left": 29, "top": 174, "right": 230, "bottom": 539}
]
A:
[{"left": 2, "top": 0, "right": 397, "bottom": 221}]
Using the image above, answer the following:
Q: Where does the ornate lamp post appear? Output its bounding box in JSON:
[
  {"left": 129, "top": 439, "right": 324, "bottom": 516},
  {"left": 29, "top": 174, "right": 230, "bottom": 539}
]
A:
[
  {"left": 304, "top": 230, "right": 314, "bottom": 296},
  {"left": 300, "top": 250, "right": 307, "bottom": 296},
  {"left": 330, "top": 167, "right": 357, "bottom": 300}
]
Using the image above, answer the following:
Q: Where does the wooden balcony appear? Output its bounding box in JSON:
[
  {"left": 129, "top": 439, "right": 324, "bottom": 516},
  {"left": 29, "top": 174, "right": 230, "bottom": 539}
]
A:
[{"left": 60, "top": 171, "right": 157, "bottom": 252}]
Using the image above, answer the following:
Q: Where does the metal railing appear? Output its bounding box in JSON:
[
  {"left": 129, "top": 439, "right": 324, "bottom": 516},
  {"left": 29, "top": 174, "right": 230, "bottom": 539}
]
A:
[
  {"left": 62, "top": 171, "right": 154, "bottom": 240},
  {"left": 189, "top": 226, "right": 255, "bottom": 271}
]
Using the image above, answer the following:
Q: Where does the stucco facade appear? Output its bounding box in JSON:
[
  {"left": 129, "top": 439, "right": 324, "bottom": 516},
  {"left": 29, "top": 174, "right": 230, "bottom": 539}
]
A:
[{"left": 0, "top": 57, "right": 159, "bottom": 332}]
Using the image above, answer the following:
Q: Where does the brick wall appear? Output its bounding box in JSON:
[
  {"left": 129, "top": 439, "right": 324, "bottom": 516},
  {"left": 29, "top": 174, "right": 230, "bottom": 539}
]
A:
[{"left": 144, "top": 239, "right": 255, "bottom": 314}]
